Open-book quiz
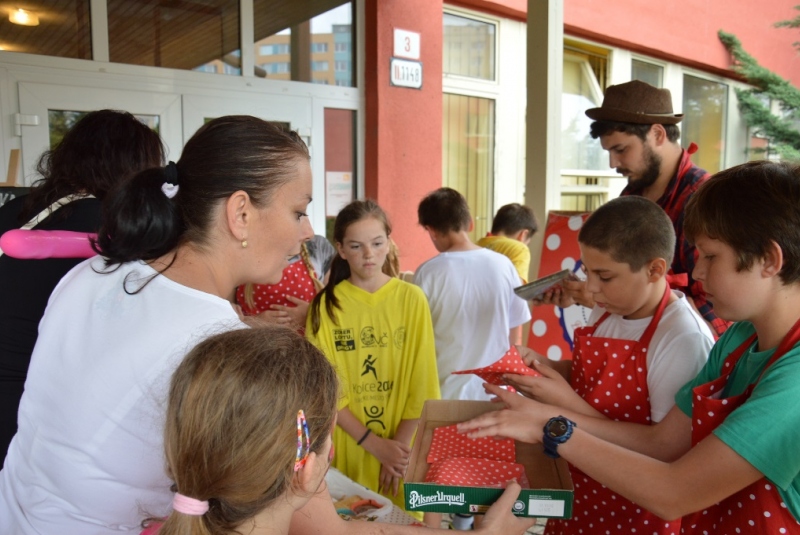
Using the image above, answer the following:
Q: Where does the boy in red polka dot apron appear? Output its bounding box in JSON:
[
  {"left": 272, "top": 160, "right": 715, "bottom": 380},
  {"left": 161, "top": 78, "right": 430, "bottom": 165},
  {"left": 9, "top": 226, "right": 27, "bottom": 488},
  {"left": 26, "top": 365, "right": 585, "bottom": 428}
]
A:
[
  {"left": 458, "top": 161, "right": 800, "bottom": 535},
  {"left": 507, "top": 196, "right": 714, "bottom": 535}
]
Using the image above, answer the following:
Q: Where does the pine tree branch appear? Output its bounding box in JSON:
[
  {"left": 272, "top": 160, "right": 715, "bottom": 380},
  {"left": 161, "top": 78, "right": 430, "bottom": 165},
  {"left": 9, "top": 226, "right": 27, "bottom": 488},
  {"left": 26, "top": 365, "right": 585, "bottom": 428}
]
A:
[
  {"left": 736, "top": 88, "right": 800, "bottom": 148},
  {"left": 719, "top": 30, "right": 800, "bottom": 112}
]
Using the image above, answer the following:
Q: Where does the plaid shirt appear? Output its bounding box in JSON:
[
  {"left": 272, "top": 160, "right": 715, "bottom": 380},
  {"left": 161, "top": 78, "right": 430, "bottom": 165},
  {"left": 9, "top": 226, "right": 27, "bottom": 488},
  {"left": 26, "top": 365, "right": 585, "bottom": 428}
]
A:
[{"left": 621, "top": 146, "right": 730, "bottom": 337}]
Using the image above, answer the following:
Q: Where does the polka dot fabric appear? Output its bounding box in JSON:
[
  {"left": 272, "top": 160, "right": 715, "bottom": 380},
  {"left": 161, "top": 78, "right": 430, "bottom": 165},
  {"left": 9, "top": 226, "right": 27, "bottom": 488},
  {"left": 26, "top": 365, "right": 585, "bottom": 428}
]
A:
[
  {"left": 424, "top": 457, "right": 529, "bottom": 489},
  {"left": 426, "top": 424, "right": 516, "bottom": 464},
  {"left": 546, "top": 286, "right": 681, "bottom": 535},
  {"left": 451, "top": 346, "right": 540, "bottom": 386},
  {"left": 527, "top": 212, "right": 592, "bottom": 362},
  {"left": 682, "top": 328, "right": 800, "bottom": 533},
  {"left": 235, "top": 259, "right": 317, "bottom": 315}
]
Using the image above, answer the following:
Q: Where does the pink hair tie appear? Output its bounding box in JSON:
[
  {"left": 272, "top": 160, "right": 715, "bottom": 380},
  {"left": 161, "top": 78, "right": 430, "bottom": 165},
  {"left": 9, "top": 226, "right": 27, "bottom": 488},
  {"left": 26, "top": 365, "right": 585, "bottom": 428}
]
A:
[{"left": 172, "top": 493, "right": 209, "bottom": 516}]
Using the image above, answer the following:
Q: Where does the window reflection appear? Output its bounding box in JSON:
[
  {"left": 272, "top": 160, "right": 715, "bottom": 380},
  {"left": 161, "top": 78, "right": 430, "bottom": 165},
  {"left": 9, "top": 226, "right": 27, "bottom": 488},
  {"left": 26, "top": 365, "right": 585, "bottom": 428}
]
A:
[
  {"left": 0, "top": 1, "right": 91, "bottom": 59},
  {"left": 682, "top": 75, "right": 727, "bottom": 173},
  {"left": 108, "top": 0, "right": 241, "bottom": 73},
  {"left": 252, "top": 2, "right": 353, "bottom": 86},
  {"left": 443, "top": 13, "right": 495, "bottom": 80}
]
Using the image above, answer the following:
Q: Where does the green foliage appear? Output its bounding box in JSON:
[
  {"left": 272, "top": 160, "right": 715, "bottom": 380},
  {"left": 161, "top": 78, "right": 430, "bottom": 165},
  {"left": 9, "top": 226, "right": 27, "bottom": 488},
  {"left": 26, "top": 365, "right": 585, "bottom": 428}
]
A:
[
  {"left": 718, "top": 28, "right": 800, "bottom": 161},
  {"left": 775, "top": 5, "right": 800, "bottom": 51}
]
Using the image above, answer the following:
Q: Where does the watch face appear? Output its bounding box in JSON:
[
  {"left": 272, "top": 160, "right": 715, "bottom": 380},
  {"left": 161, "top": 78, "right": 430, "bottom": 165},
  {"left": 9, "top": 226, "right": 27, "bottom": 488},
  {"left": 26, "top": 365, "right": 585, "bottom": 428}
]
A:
[{"left": 546, "top": 419, "right": 568, "bottom": 438}]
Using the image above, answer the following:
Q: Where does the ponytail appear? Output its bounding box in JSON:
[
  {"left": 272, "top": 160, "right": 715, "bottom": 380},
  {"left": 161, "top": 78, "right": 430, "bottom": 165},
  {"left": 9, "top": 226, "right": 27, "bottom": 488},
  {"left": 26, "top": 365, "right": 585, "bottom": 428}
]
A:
[
  {"left": 93, "top": 166, "right": 183, "bottom": 264},
  {"left": 309, "top": 254, "right": 350, "bottom": 335}
]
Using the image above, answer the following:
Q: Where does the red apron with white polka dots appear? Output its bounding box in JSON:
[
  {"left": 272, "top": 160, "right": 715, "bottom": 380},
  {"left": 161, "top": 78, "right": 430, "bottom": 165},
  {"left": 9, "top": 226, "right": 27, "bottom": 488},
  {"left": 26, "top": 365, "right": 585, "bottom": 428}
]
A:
[
  {"left": 547, "top": 285, "right": 680, "bottom": 535},
  {"left": 235, "top": 259, "right": 317, "bottom": 315},
  {"left": 681, "top": 320, "right": 800, "bottom": 534}
]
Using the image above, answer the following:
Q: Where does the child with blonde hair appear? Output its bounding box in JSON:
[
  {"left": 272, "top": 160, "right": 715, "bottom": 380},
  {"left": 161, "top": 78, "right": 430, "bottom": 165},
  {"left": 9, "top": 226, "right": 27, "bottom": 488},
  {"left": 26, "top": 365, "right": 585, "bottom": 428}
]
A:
[
  {"left": 141, "top": 325, "right": 338, "bottom": 534},
  {"left": 308, "top": 199, "right": 440, "bottom": 520}
]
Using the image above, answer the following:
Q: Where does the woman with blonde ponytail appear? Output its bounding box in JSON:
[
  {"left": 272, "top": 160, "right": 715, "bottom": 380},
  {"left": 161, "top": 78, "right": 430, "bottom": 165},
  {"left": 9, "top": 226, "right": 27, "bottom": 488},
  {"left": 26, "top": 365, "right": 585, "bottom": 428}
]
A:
[{"left": 141, "top": 326, "right": 338, "bottom": 535}]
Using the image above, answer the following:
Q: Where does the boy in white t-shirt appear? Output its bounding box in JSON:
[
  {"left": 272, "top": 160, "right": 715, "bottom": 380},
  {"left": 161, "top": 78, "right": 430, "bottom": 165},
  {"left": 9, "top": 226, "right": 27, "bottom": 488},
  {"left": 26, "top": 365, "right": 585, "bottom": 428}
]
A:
[
  {"left": 414, "top": 188, "right": 531, "bottom": 402},
  {"left": 506, "top": 195, "right": 714, "bottom": 535}
]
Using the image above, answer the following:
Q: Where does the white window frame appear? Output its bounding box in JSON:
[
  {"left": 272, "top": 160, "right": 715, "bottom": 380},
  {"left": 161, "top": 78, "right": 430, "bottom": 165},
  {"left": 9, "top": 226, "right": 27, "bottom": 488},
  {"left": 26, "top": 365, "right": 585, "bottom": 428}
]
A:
[{"left": 442, "top": 5, "right": 527, "bottom": 208}]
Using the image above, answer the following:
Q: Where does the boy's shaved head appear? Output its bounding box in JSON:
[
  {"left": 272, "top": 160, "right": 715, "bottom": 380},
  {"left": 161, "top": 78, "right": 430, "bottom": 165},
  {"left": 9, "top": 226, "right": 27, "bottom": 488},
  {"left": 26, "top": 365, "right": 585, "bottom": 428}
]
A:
[{"left": 579, "top": 196, "right": 675, "bottom": 271}]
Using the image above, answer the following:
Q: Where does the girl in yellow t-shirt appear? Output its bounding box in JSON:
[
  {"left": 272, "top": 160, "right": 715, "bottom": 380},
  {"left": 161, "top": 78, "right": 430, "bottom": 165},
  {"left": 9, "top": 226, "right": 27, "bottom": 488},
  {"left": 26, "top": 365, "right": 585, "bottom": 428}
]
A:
[{"left": 307, "top": 200, "right": 440, "bottom": 518}]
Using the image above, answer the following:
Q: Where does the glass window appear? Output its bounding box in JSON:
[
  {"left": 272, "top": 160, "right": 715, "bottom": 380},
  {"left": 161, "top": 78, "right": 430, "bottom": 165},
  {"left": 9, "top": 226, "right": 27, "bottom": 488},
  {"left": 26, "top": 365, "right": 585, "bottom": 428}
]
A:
[
  {"left": 253, "top": 2, "right": 353, "bottom": 87},
  {"left": 561, "top": 55, "right": 605, "bottom": 171},
  {"left": 632, "top": 59, "right": 663, "bottom": 87},
  {"left": 682, "top": 75, "right": 728, "bottom": 173},
  {"left": 1, "top": 1, "right": 91, "bottom": 59},
  {"left": 442, "top": 93, "right": 495, "bottom": 241},
  {"left": 443, "top": 13, "right": 496, "bottom": 81},
  {"left": 108, "top": 0, "right": 241, "bottom": 74},
  {"left": 48, "top": 110, "right": 158, "bottom": 149},
  {"left": 324, "top": 108, "right": 356, "bottom": 240}
]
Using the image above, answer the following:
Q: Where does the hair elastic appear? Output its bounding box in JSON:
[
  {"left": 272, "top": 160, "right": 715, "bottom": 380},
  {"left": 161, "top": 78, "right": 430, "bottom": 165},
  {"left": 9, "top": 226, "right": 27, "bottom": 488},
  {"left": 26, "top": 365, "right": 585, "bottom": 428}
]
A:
[
  {"left": 172, "top": 493, "right": 209, "bottom": 515},
  {"left": 161, "top": 161, "right": 180, "bottom": 199}
]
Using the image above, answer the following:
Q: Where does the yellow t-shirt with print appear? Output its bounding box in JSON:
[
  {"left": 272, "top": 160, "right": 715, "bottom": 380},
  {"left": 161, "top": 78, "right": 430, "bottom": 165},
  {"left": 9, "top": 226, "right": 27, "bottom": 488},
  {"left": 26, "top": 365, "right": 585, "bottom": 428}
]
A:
[{"left": 307, "top": 278, "right": 440, "bottom": 511}]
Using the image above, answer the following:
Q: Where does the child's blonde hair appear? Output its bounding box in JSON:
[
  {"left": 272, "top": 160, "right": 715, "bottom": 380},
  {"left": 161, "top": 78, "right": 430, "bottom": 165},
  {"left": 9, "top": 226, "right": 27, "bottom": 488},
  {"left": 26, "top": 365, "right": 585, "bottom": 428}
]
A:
[{"left": 152, "top": 326, "right": 338, "bottom": 535}]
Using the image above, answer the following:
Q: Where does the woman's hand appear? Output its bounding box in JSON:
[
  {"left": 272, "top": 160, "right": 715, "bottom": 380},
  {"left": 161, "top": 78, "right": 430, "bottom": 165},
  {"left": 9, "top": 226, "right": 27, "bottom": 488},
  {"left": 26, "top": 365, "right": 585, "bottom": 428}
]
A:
[{"left": 476, "top": 481, "right": 536, "bottom": 535}]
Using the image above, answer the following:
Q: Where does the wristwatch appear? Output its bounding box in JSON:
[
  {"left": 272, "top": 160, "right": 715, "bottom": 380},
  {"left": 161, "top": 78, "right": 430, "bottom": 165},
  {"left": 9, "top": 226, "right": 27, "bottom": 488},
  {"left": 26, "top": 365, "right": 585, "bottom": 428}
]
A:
[{"left": 542, "top": 416, "right": 576, "bottom": 458}]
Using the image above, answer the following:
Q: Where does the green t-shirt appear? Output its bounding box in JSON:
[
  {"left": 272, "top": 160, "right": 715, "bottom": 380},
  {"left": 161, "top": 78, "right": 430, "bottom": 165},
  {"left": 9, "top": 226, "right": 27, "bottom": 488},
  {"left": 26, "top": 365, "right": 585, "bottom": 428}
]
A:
[{"left": 676, "top": 321, "right": 800, "bottom": 521}]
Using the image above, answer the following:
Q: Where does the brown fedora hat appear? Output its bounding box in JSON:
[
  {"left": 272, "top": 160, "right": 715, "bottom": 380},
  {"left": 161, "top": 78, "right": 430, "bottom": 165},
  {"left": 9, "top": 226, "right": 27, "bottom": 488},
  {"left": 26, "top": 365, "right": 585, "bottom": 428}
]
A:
[{"left": 585, "top": 80, "right": 683, "bottom": 125}]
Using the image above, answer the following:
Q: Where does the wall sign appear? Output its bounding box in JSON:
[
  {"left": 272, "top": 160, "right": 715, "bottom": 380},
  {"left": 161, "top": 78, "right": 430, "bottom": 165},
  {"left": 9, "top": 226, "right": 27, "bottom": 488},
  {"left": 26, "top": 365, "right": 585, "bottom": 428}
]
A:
[
  {"left": 390, "top": 58, "right": 423, "bottom": 89},
  {"left": 393, "top": 28, "right": 420, "bottom": 60}
]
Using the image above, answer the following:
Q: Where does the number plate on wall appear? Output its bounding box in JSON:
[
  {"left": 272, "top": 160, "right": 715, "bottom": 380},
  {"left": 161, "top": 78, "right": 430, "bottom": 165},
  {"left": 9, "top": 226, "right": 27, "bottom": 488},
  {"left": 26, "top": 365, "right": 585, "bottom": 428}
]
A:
[{"left": 390, "top": 58, "right": 423, "bottom": 89}]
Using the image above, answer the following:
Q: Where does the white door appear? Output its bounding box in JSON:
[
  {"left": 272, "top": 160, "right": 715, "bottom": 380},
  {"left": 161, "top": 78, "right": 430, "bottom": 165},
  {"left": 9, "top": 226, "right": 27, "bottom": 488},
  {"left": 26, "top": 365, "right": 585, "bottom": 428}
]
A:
[
  {"left": 181, "top": 92, "right": 320, "bottom": 231},
  {"left": 17, "top": 82, "right": 182, "bottom": 184}
]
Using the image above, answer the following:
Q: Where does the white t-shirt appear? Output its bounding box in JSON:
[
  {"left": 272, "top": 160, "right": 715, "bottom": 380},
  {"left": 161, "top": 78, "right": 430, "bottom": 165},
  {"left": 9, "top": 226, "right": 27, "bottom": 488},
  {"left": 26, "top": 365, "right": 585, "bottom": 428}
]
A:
[
  {"left": 586, "top": 290, "right": 714, "bottom": 422},
  {"left": 0, "top": 258, "right": 245, "bottom": 535},
  {"left": 414, "top": 248, "right": 531, "bottom": 401}
]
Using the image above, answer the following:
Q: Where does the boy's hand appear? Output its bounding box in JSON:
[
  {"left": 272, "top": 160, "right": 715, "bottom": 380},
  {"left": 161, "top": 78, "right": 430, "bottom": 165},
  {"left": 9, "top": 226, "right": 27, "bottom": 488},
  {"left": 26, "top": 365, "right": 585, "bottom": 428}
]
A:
[
  {"left": 506, "top": 361, "right": 579, "bottom": 409},
  {"left": 457, "top": 384, "right": 549, "bottom": 443},
  {"left": 475, "top": 481, "right": 536, "bottom": 534},
  {"left": 533, "top": 277, "right": 595, "bottom": 309},
  {"left": 515, "top": 345, "right": 551, "bottom": 369}
]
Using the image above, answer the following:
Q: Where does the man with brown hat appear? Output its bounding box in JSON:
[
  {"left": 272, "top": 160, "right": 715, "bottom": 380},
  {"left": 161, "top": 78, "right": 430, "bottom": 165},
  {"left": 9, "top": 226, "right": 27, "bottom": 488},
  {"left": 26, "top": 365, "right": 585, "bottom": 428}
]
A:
[{"left": 545, "top": 80, "right": 728, "bottom": 336}]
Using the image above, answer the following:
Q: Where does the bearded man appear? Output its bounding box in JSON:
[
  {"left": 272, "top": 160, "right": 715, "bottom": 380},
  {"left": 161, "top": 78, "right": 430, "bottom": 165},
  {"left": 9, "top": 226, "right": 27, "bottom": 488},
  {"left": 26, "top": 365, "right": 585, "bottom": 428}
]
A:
[{"left": 545, "top": 80, "right": 728, "bottom": 336}]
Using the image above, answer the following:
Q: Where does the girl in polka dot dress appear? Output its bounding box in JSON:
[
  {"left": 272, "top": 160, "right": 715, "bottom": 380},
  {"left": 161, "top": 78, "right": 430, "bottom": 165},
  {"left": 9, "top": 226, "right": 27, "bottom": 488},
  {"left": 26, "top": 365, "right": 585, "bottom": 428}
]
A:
[
  {"left": 460, "top": 161, "right": 800, "bottom": 535},
  {"left": 306, "top": 200, "right": 440, "bottom": 523},
  {"left": 236, "top": 235, "right": 334, "bottom": 333}
]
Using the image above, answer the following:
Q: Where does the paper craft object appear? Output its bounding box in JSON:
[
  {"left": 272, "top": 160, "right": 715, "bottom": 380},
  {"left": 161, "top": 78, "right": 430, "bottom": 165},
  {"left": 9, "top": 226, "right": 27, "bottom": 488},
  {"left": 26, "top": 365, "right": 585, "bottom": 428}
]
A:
[
  {"left": 426, "top": 424, "right": 516, "bottom": 464},
  {"left": 451, "top": 346, "right": 540, "bottom": 385},
  {"left": 424, "top": 457, "right": 529, "bottom": 488}
]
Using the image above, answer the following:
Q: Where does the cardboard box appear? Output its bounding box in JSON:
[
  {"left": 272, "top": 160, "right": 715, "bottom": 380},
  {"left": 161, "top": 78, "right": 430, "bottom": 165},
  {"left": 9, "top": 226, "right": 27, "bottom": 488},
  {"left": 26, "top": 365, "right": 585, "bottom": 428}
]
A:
[{"left": 404, "top": 400, "right": 574, "bottom": 518}]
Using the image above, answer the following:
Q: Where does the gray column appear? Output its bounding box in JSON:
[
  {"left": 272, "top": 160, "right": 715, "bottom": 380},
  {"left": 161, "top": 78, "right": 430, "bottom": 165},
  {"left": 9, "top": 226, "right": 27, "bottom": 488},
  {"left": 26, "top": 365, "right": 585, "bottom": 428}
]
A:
[{"left": 525, "top": 0, "right": 563, "bottom": 280}]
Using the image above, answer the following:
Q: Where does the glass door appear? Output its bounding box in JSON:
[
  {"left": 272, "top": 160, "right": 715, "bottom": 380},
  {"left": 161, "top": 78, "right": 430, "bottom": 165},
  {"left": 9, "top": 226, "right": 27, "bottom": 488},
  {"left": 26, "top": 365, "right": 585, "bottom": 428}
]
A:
[{"left": 17, "top": 82, "right": 182, "bottom": 184}]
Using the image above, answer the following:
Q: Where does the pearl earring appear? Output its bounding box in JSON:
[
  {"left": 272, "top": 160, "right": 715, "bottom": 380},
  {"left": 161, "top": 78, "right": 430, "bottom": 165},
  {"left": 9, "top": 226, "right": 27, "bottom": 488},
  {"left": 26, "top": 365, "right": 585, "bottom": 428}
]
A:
[{"left": 242, "top": 239, "right": 248, "bottom": 248}]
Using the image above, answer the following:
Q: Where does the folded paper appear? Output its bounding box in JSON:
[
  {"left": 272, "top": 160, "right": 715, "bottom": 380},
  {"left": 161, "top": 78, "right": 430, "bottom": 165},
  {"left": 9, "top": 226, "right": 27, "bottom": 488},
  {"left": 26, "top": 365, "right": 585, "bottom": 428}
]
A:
[
  {"left": 451, "top": 346, "right": 540, "bottom": 385},
  {"left": 427, "top": 424, "right": 515, "bottom": 464},
  {"left": 424, "top": 457, "right": 529, "bottom": 488}
]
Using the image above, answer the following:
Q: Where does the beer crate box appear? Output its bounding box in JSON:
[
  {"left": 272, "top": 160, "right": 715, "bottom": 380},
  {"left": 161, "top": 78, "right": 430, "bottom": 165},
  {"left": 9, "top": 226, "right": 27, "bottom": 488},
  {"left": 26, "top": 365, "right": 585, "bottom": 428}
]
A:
[{"left": 404, "top": 400, "right": 574, "bottom": 518}]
